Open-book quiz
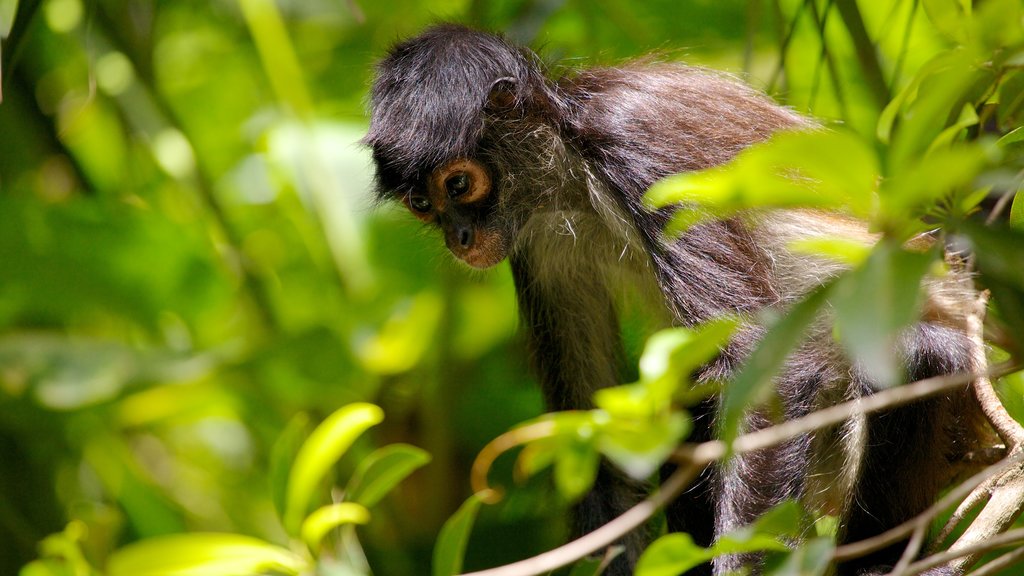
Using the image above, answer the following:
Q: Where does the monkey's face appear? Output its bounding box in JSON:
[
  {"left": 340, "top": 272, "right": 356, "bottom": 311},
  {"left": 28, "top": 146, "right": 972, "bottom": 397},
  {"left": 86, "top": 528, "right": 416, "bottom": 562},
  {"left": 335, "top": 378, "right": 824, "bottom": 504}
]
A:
[{"left": 402, "top": 158, "right": 509, "bottom": 269}]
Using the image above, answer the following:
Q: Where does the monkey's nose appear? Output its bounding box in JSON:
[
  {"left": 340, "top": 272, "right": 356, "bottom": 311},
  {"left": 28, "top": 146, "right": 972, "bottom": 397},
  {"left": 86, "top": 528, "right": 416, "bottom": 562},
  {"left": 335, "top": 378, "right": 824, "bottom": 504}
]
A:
[{"left": 458, "top": 227, "right": 473, "bottom": 248}]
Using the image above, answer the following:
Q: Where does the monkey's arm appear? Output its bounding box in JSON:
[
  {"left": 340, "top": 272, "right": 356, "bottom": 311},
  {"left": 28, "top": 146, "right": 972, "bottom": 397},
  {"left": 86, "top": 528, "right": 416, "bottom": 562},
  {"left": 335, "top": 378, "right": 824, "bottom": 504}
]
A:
[{"left": 509, "top": 251, "right": 647, "bottom": 572}]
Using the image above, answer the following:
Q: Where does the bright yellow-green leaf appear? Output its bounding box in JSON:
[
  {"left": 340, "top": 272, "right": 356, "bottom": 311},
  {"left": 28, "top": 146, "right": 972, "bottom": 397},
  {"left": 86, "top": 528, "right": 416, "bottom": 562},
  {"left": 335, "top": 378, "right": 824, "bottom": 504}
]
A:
[
  {"left": 787, "top": 237, "right": 873, "bottom": 266},
  {"left": 922, "top": 0, "right": 971, "bottom": 43},
  {"left": 554, "top": 438, "right": 600, "bottom": 502},
  {"left": 996, "top": 126, "right": 1024, "bottom": 148},
  {"left": 284, "top": 403, "right": 384, "bottom": 535},
  {"left": 301, "top": 502, "right": 370, "bottom": 550},
  {"left": 106, "top": 533, "right": 306, "bottom": 576},
  {"left": 646, "top": 131, "right": 877, "bottom": 230},
  {"left": 1010, "top": 189, "right": 1024, "bottom": 231},
  {"left": 0, "top": 0, "right": 17, "bottom": 38},
  {"left": 599, "top": 412, "right": 689, "bottom": 479},
  {"left": 357, "top": 293, "right": 444, "bottom": 374}
]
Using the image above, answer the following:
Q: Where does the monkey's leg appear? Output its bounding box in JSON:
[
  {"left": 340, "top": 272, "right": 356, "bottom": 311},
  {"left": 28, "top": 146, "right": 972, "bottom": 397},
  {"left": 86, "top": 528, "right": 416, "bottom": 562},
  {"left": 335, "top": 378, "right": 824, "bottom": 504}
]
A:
[
  {"left": 838, "top": 323, "right": 974, "bottom": 576},
  {"left": 712, "top": 413, "right": 813, "bottom": 575},
  {"left": 663, "top": 397, "right": 717, "bottom": 576},
  {"left": 509, "top": 253, "right": 648, "bottom": 574}
]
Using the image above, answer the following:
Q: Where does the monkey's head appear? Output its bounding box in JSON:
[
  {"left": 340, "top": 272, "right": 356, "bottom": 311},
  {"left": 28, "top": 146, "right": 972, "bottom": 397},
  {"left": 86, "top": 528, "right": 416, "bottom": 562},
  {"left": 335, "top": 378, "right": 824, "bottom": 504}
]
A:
[{"left": 364, "top": 24, "right": 556, "bottom": 268}]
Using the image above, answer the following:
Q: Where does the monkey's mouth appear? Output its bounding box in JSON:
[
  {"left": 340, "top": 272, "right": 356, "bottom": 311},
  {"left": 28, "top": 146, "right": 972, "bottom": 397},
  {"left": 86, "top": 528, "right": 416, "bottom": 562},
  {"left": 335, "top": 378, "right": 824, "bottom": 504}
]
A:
[
  {"left": 449, "top": 228, "right": 508, "bottom": 269},
  {"left": 456, "top": 249, "right": 506, "bottom": 269}
]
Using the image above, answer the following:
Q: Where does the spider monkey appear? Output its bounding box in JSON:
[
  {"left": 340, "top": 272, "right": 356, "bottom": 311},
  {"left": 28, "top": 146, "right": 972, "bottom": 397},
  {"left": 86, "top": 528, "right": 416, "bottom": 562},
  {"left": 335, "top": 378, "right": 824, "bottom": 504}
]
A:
[{"left": 365, "top": 24, "right": 987, "bottom": 576}]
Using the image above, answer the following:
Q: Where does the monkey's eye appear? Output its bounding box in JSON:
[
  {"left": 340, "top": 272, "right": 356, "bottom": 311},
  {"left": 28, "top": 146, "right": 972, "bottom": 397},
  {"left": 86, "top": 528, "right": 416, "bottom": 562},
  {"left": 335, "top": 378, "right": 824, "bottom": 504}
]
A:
[
  {"left": 409, "top": 196, "right": 432, "bottom": 213},
  {"left": 445, "top": 173, "right": 470, "bottom": 197}
]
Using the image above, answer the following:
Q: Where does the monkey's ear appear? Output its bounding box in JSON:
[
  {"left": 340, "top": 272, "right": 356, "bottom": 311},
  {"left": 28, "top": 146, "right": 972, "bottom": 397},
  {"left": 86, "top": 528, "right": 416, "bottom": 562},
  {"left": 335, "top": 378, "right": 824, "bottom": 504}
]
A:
[{"left": 486, "top": 77, "right": 518, "bottom": 112}]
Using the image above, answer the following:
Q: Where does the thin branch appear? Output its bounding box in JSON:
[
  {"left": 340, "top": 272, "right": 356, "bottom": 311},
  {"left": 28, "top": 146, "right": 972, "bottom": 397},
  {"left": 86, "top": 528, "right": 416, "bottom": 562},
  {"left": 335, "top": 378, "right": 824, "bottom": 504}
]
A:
[
  {"left": 470, "top": 419, "right": 557, "bottom": 503},
  {"left": 967, "top": 546, "right": 1024, "bottom": 576},
  {"left": 458, "top": 462, "right": 704, "bottom": 576},
  {"left": 833, "top": 0, "right": 890, "bottom": 109},
  {"left": 896, "top": 528, "right": 1024, "bottom": 576},
  {"left": 968, "top": 292, "right": 1024, "bottom": 447},
  {"left": 679, "top": 363, "right": 1017, "bottom": 466},
  {"left": 833, "top": 453, "right": 1023, "bottom": 561}
]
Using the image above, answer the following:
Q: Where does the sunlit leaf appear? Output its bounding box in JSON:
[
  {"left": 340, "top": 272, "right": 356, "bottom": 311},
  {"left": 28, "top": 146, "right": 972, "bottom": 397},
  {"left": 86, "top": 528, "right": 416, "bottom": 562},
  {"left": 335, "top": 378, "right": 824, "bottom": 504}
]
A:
[
  {"left": 926, "top": 103, "right": 979, "bottom": 153},
  {"left": 106, "top": 534, "right": 306, "bottom": 576},
  {"left": 647, "top": 131, "right": 877, "bottom": 229},
  {"left": 284, "top": 403, "right": 384, "bottom": 535},
  {"left": 879, "top": 144, "right": 988, "bottom": 230},
  {"left": 0, "top": 0, "right": 17, "bottom": 38},
  {"left": 554, "top": 438, "right": 601, "bottom": 502},
  {"left": 433, "top": 493, "right": 485, "bottom": 576},
  {"left": 787, "top": 237, "right": 873, "bottom": 266},
  {"left": 356, "top": 293, "right": 444, "bottom": 374},
  {"left": 996, "top": 126, "right": 1024, "bottom": 148},
  {"left": 765, "top": 537, "right": 835, "bottom": 576},
  {"left": 635, "top": 533, "right": 712, "bottom": 576},
  {"left": 345, "top": 443, "right": 431, "bottom": 508},
  {"left": 301, "top": 502, "right": 370, "bottom": 550},
  {"left": 237, "top": 0, "right": 312, "bottom": 116},
  {"left": 636, "top": 319, "right": 738, "bottom": 403},
  {"left": 1010, "top": 189, "right": 1024, "bottom": 230},
  {"left": 997, "top": 71, "right": 1024, "bottom": 129},
  {"left": 922, "top": 0, "right": 971, "bottom": 43},
  {"left": 833, "top": 243, "right": 935, "bottom": 388},
  {"left": 599, "top": 412, "right": 689, "bottom": 480}
]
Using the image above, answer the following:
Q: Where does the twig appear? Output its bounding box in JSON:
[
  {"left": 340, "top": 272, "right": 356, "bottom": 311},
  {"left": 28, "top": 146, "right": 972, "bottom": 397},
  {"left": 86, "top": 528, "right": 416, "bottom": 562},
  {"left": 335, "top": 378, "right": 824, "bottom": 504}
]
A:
[
  {"left": 459, "top": 462, "right": 703, "bottom": 576},
  {"left": 470, "top": 419, "right": 557, "bottom": 504},
  {"left": 680, "top": 363, "right": 1015, "bottom": 466},
  {"left": 897, "top": 528, "right": 1024, "bottom": 576},
  {"left": 833, "top": 453, "right": 1023, "bottom": 561},
  {"left": 967, "top": 545, "right": 1024, "bottom": 576},
  {"left": 924, "top": 293, "right": 1024, "bottom": 574}
]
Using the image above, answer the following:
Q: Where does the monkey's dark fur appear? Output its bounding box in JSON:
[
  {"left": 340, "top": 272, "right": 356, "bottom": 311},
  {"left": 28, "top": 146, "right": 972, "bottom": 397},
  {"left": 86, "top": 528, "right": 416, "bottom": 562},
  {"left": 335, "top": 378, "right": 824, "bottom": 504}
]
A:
[{"left": 366, "top": 25, "right": 987, "bottom": 576}]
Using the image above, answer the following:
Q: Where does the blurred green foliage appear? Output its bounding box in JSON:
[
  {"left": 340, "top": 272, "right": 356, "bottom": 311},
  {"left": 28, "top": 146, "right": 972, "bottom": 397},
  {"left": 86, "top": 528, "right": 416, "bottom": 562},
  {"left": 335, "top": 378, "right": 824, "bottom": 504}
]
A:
[{"left": 0, "top": 0, "right": 1022, "bottom": 575}]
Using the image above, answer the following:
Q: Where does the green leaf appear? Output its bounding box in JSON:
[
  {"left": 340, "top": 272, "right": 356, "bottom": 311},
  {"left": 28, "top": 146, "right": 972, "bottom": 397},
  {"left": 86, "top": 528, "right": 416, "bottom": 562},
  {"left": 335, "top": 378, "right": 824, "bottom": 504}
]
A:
[
  {"left": 515, "top": 436, "right": 561, "bottom": 479},
  {"left": 345, "top": 443, "right": 431, "bottom": 508},
  {"left": 0, "top": 0, "right": 17, "bottom": 38},
  {"left": 300, "top": 502, "right": 371, "bottom": 550},
  {"left": 833, "top": 243, "right": 935, "bottom": 388},
  {"left": 997, "top": 71, "right": 1024, "bottom": 129},
  {"left": 926, "top": 103, "right": 979, "bottom": 153},
  {"left": 357, "top": 293, "right": 444, "bottom": 374},
  {"left": 554, "top": 438, "right": 601, "bottom": 502},
  {"left": 765, "top": 537, "right": 835, "bottom": 576},
  {"left": 599, "top": 412, "right": 689, "bottom": 480},
  {"left": 879, "top": 143, "right": 987, "bottom": 230},
  {"left": 787, "top": 237, "right": 873, "bottom": 266},
  {"left": 922, "top": 0, "right": 971, "bottom": 43},
  {"left": 1010, "top": 188, "right": 1024, "bottom": 231},
  {"left": 284, "top": 403, "right": 384, "bottom": 535},
  {"left": 637, "top": 319, "right": 738, "bottom": 403},
  {"left": 646, "top": 131, "right": 877, "bottom": 229},
  {"left": 106, "top": 534, "right": 306, "bottom": 576},
  {"left": 635, "top": 533, "right": 712, "bottom": 576},
  {"left": 719, "top": 283, "right": 836, "bottom": 445},
  {"left": 270, "top": 413, "right": 312, "bottom": 521},
  {"left": 996, "top": 126, "right": 1024, "bottom": 148},
  {"left": 433, "top": 493, "right": 485, "bottom": 576}
]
